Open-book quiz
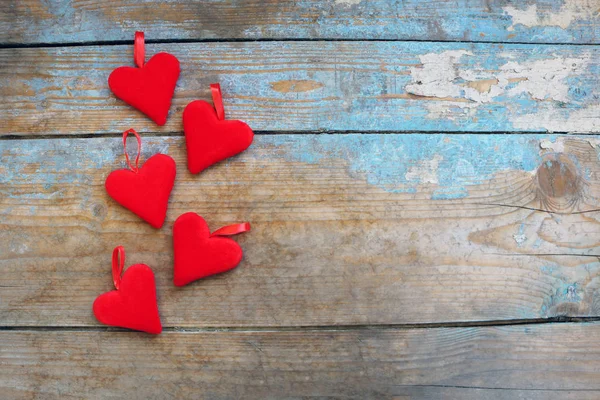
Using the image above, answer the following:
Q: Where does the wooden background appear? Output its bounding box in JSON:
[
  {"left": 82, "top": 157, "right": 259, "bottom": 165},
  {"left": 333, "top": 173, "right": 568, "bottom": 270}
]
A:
[{"left": 1, "top": 1, "right": 599, "bottom": 398}]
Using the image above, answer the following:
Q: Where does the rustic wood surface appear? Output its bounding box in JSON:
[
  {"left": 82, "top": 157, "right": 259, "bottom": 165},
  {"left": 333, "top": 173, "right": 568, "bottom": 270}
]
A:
[
  {"left": 1, "top": 134, "right": 599, "bottom": 327},
  {"left": 2, "top": 42, "right": 600, "bottom": 136},
  {"left": 2, "top": 0, "right": 600, "bottom": 44},
  {"left": 1, "top": 323, "right": 599, "bottom": 399},
  {"left": 1, "top": 0, "right": 600, "bottom": 398}
]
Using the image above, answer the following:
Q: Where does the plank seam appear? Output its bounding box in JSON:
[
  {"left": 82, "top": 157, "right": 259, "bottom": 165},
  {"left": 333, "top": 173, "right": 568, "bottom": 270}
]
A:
[
  {"left": 0, "top": 131, "right": 593, "bottom": 141},
  {"left": 1, "top": 317, "right": 598, "bottom": 332},
  {"left": 394, "top": 384, "right": 600, "bottom": 392},
  {"left": 1, "top": 38, "right": 599, "bottom": 49}
]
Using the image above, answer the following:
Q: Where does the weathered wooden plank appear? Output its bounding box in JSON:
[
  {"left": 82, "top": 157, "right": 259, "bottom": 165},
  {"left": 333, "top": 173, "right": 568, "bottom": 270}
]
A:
[
  {"left": 1, "top": 134, "right": 598, "bottom": 327},
  {"left": 1, "top": 0, "right": 600, "bottom": 44},
  {"left": 2, "top": 42, "right": 599, "bottom": 136},
  {"left": 1, "top": 323, "right": 599, "bottom": 399}
]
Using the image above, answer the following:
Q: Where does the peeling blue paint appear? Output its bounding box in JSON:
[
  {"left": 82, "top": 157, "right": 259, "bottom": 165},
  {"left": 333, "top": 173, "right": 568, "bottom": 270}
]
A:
[
  {"left": 261, "top": 134, "right": 554, "bottom": 197},
  {"left": 7, "top": 40, "right": 600, "bottom": 135},
  {"left": 0, "top": 134, "right": 589, "bottom": 198},
  {"left": 0, "top": 137, "right": 171, "bottom": 186}
]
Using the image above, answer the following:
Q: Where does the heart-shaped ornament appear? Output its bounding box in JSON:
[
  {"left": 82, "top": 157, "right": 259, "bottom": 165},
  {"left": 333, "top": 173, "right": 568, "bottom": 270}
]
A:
[
  {"left": 93, "top": 246, "right": 162, "bottom": 334},
  {"left": 108, "top": 32, "right": 180, "bottom": 126},
  {"left": 183, "top": 83, "right": 254, "bottom": 174},
  {"left": 173, "top": 212, "right": 251, "bottom": 287},
  {"left": 105, "top": 129, "right": 176, "bottom": 229}
]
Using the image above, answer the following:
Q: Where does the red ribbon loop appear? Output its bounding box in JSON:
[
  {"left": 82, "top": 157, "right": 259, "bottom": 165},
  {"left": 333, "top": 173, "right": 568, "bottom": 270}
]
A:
[
  {"left": 134, "top": 31, "right": 145, "bottom": 68},
  {"left": 112, "top": 246, "right": 126, "bottom": 290},
  {"left": 210, "top": 222, "right": 251, "bottom": 237},
  {"left": 122, "top": 128, "right": 142, "bottom": 173},
  {"left": 210, "top": 83, "right": 225, "bottom": 121}
]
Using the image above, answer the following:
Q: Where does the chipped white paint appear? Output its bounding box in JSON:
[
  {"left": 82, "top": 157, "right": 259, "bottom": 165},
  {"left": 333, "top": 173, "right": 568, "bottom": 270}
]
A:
[
  {"left": 405, "top": 154, "right": 442, "bottom": 184},
  {"left": 512, "top": 103, "right": 600, "bottom": 133},
  {"left": 422, "top": 101, "right": 478, "bottom": 121},
  {"left": 334, "top": 0, "right": 362, "bottom": 6},
  {"left": 500, "top": 57, "right": 588, "bottom": 102},
  {"left": 540, "top": 138, "right": 565, "bottom": 153},
  {"left": 404, "top": 50, "right": 596, "bottom": 131},
  {"left": 405, "top": 50, "right": 473, "bottom": 98},
  {"left": 513, "top": 234, "right": 527, "bottom": 246},
  {"left": 406, "top": 51, "right": 589, "bottom": 103},
  {"left": 504, "top": 2, "right": 598, "bottom": 31},
  {"left": 540, "top": 137, "right": 600, "bottom": 155},
  {"left": 504, "top": 5, "right": 540, "bottom": 31}
]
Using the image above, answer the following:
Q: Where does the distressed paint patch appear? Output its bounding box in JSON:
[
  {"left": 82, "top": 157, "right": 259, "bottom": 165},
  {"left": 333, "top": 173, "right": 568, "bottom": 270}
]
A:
[
  {"left": 405, "top": 50, "right": 474, "bottom": 99},
  {"left": 540, "top": 138, "right": 565, "bottom": 153},
  {"left": 6, "top": 42, "right": 599, "bottom": 134},
  {"left": 334, "top": 0, "right": 363, "bottom": 6},
  {"left": 3, "top": 135, "right": 561, "bottom": 199},
  {"left": 260, "top": 134, "right": 552, "bottom": 197},
  {"left": 511, "top": 103, "right": 600, "bottom": 133},
  {"left": 403, "top": 48, "right": 598, "bottom": 131},
  {"left": 0, "top": 137, "right": 173, "bottom": 186},
  {"left": 405, "top": 154, "right": 442, "bottom": 184},
  {"left": 504, "top": 2, "right": 599, "bottom": 31},
  {"left": 406, "top": 50, "right": 590, "bottom": 103},
  {"left": 513, "top": 223, "right": 528, "bottom": 247}
]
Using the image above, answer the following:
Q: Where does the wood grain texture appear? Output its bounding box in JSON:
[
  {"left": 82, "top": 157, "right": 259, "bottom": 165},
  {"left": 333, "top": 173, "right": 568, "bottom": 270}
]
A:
[
  {"left": 1, "top": 0, "right": 600, "bottom": 44},
  {"left": 2, "top": 42, "right": 600, "bottom": 136},
  {"left": 1, "top": 323, "right": 599, "bottom": 399},
  {"left": 1, "top": 134, "right": 598, "bottom": 327}
]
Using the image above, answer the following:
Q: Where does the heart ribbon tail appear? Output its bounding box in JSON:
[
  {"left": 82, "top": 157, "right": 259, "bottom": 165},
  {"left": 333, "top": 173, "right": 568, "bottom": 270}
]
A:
[
  {"left": 122, "top": 128, "right": 142, "bottom": 173},
  {"left": 112, "top": 246, "right": 126, "bottom": 290},
  {"left": 134, "top": 31, "right": 145, "bottom": 68},
  {"left": 210, "top": 222, "right": 251, "bottom": 237},
  {"left": 210, "top": 83, "right": 225, "bottom": 121}
]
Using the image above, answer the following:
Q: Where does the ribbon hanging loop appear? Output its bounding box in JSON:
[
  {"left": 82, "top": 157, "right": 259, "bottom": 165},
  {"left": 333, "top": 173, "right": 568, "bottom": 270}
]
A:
[
  {"left": 122, "top": 128, "right": 142, "bottom": 173},
  {"left": 210, "top": 83, "right": 225, "bottom": 121},
  {"left": 112, "top": 246, "right": 126, "bottom": 290},
  {"left": 134, "top": 31, "right": 145, "bottom": 68}
]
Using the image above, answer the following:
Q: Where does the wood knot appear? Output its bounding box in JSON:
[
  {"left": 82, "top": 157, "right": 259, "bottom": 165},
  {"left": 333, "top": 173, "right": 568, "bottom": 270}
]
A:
[
  {"left": 92, "top": 203, "right": 107, "bottom": 219},
  {"left": 535, "top": 154, "right": 583, "bottom": 211}
]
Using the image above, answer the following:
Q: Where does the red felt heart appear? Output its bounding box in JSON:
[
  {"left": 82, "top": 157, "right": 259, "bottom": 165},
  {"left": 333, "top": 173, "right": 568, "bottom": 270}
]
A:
[
  {"left": 93, "top": 263, "right": 162, "bottom": 334},
  {"left": 173, "top": 212, "right": 244, "bottom": 286},
  {"left": 105, "top": 153, "right": 176, "bottom": 229},
  {"left": 183, "top": 100, "right": 254, "bottom": 174},
  {"left": 108, "top": 52, "right": 180, "bottom": 126}
]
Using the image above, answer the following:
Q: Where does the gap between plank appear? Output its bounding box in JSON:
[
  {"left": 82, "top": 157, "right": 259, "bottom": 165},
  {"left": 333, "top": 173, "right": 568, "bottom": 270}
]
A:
[
  {"left": 392, "top": 384, "right": 599, "bottom": 393},
  {"left": 1, "top": 316, "right": 598, "bottom": 333},
  {"left": 1, "top": 38, "right": 599, "bottom": 49},
  {"left": 0, "top": 130, "right": 588, "bottom": 141}
]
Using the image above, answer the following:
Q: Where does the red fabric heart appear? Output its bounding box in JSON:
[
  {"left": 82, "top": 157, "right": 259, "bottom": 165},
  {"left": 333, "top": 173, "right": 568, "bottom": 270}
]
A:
[
  {"left": 173, "top": 212, "right": 246, "bottom": 287},
  {"left": 108, "top": 52, "right": 180, "bottom": 126},
  {"left": 93, "top": 263, "right": 162, "bottom": 334},
  {"left": 105, "top": 153, "right": 176, "bottom": 228},
  {"left": 183, "top": 100, "right": 254, "bottom": 174}
]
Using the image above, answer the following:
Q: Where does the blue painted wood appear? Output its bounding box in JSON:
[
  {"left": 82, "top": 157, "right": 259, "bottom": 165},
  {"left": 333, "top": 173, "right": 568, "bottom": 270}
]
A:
[
  {"left": 3, "top": 42, "right": 599, "bottom": 135},
  {"left": 1, "top": 134, "right": 599, "bottom": 327},
  {"left": 0, "top": 134, "right": 558, "bottom": 195},
  {"left": 1, "top": 0, "right": 599, "bottom": 44}
]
